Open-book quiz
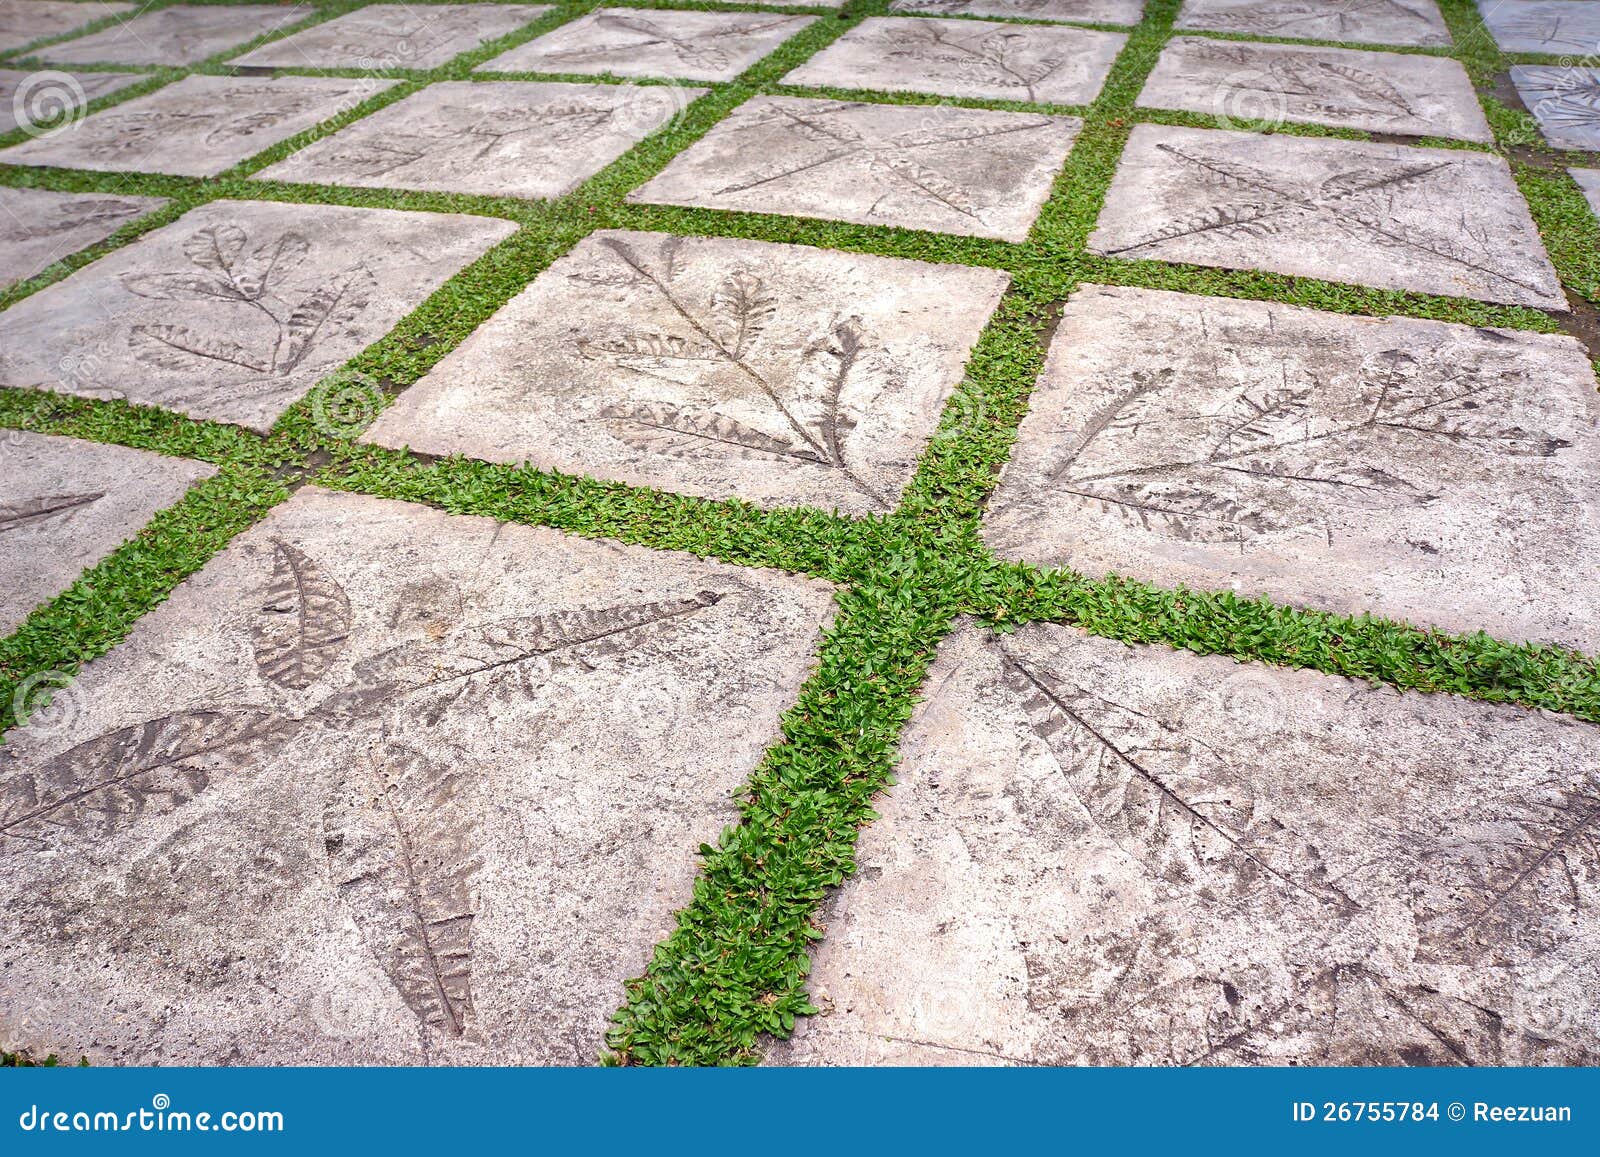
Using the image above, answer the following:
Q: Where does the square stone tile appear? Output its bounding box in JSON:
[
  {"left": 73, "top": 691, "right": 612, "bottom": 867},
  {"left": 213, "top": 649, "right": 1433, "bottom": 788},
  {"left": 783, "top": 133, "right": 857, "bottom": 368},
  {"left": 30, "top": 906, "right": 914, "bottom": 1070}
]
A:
[
  {"left": 364, "top": 231, "right": 1010, "bottom": 515},
  {"left": 0, "top": 431, "right": 214, "bottom": 633},
  {"left": 0, "top": 74, "right": 390, "bottom": 176},
  {"left": 0, "top": 199, "right": 516, "bottom": 431},
  {"left": 0, "top": 186, "right": 165, "bottom": 289},
  {"left": 1087, "top": 124, "right": 1564, "bottom": 309},
  {"left": 890, "top": 0, "right": 1146, "bottom": 25},
  {"left": 0, "top": 67, "right": 142, "bottom": 133},
  {"left": 982, "top": 285, "right": 1600, "bottom": 651},
  {"left": 1174, "top": 0, "right": 1451, "bottom": 46},
  {"left": 1571, "top": 165, "right": 1600, "bottom": 216},
  {"left": 0, "top": 486, "right": 836, "bottom": 1064},
  {"left": 766, "top": 623, "right": 1600, "bottom": 1065},
  {"left": 1138, "top": 36, "right": 1491, "bottom": 141},
  {"left": 782, "top": 17, "right": 1126, "bottom": 105},
  {"left": 629, "top": 96, "right": 1081, "bottom": 241},
  {"left": 231, "top": 4, "right": 551, "bottom": 71},
  {"left": 0, "top": 1, "right": 131, "bottom": 54},
  {"left": 478, "top": 9, "right": 815, "bottom": 82},
  {"left": 35, "top": 3, "right": 310, "bottom": 66},
  {"left": 255, "top": 80, "right": 705, "bottom": 200},
  {"left": 1511, "top": 65, "right": 1600, "bottom": 150},
  {"left": 1478, "top": 0, "right": 1600, "bottom": 53}
]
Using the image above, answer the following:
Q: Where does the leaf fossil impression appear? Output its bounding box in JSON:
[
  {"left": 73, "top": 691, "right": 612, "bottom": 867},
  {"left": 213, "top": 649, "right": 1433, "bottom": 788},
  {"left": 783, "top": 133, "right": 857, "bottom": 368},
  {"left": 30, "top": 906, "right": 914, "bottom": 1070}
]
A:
[{"left": 252, "top": 538, "right": 353, "bottom": 692}]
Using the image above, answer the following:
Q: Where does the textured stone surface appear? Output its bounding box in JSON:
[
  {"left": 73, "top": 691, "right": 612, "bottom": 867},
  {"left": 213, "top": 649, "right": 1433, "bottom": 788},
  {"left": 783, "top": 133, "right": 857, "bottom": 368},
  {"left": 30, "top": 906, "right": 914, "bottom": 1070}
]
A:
[
  {"left": 0, "top": 199, "right": 515, "bottom": 431},
  {"left": 255, "top": 80, "right": 703, "bottom": 199},
  {"left": 629, "top": 96, "right": 1080, "bottom": 241},
  {"left": 982, "top": 285, "right": 1600, "bottom": 652},
  {"left": 479, "top": 9, "right": 814, "bottom": 82},
  {"left": 0, "top": 431, "right": 214, "bottom": 633},
  {"left": 0, "top": 74, "right": 388, "bottom": 176},
  {"left": 1572, "top": 166, "right": 1600, "bottom": 218},
  {"left": 1088, "top": 124, "right": 1564, "bottom": 309},
  {"left": 0, "top": 1, "right": 132, "bottom": 54},
  {"left": 0, "top": 487, "right": 836, "bottom": 1065},
  {"left": 36, "top": 3, "right": 308, "bottom": 65},
  {"left": 0, "top": 186, "right": 165, "bottom": 288},
  {"left": 783, "top": 17, "right": 1126, "bottom": 105},
  {"left": 1511, "top": 65, "right": 1600, "bottom": 151},
  {"left": 365, "top": 231, "right": 1009, "bottom": 515},
  {"left": 232, "top": 3, "right": 550, "bottom": 71},
  {"left": 1478, "top": 0, "right": 1600, "bottom": 53},
  {"left": 1175, "top": 0, "right": 1451, "bottom": 45},
  {"left": 767, "top": 622, "right": 1600, "bottom": 1066},
  {"left": 890, "top": 0, "right": 1145, "bottom": 25},
  {"left": 0, "top": 67, "right": 142, "bottom": 133},
  {"left": 1138, "top": 36, "right": 1491, "bottom": 141}
]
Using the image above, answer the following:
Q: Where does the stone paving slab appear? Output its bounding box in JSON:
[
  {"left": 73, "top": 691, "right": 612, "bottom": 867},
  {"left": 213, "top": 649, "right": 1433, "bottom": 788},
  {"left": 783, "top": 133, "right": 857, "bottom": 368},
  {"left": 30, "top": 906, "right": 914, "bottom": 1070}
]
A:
[
  {"left": 781, "top": 16, "right": 1126, "bottom": 105},
  {"left": 0, "top": 198, "right": 515, "bottom": 431},
  {"left": 890, "top": 0, "right": 1146, "bottom": 25},
  {"left": 255, "top": 80, "right": 703, "bottom": 200},
  {"left": 36, "top": 3, "right": 310, "bottom": 65},
  {"left": 981, "top": 284, "right": 1600, "bottom": 652},
  {"left": 0, "top": 185, "right": 164, "bottom": 288},
  {"left": 1087, "top": 123, "right": 1565, "bottom": 309},
  {"left": 363, "top": 230, "right": 1010, "bottom": 515},
  {"left": 0, "top": 486, "right": 837, "bottom": 1064},
  {"left": 1572, "top": 165, "right": 1600, "bottom": 217},
  {"left": 232, "top": 3, "right": 551, "bottom": 71},
  {"left": 1510, "top": 65, "right": 1600, "bottom": 151},
  {"left": 1175, "top": 0, "right": 1451, "bottom": 46},
  {"left": 1137, "top": 36, "right": 1491, "bottom": 141},
  {"left": 0, "top": 74, "right": 390, "bottom": 176},
  {"left": 478, "top": 9, "right": 814, "bottom": 82},
  {"left": 766, "top": 622, "right": 1600, "bottom": 1066},
  {"left": 0, "top": 430, "right": 215, "bottom": 634},
  {"left": 628, "top": 96, "right": 1081, "bottom": 241},
  {"left": 0, "top": 67, "right": 142, "bottom": 133},
  {"left": 0, "top": 1, "right": 132, "bottom": 54},
  {"left": 1477, "top": 0, "right": 1600, "bottom": 53}
]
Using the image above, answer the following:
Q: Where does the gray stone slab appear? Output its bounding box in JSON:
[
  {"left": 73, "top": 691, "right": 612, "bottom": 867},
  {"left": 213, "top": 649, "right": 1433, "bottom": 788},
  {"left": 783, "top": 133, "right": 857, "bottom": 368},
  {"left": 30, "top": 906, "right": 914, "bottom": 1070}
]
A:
[
  {"left": 1175, "top": 0, "right": 1451, "bottom": 46},
  {"left": 0, "top": 199, "right": 515, "bottom": 431},
  {"left": 782, "top": 17, "right": 1126, "bottom": 105},
  {"left": 1571, "top": 165, "right": 1600, "bottom": 216},
  {"left": 1138, "top": 36, "right": 1491, "bottom": 141},
  {"left": 36, "top": 3, "right": 310, "bottom": 65},
  {"left": 1478, "top": 0, "right": 1600, "bottom": 54},
  {"left": 478, "top": 9, "right": 815, "bottom": 82},
  {"left": 629, "top": 96, "right": 1081, "bottom": 241},
  {"left": 364, "top": 231, "right": 1009, "bottom": 515},
  {"left": 1511, "top": 65, "right": 1600, "bottom": 150},
  {"left": 0, "top": 74, "right": 390, "bottom": 176},
  {"left": 0, "top": 431, "right": 214, "bottom": 634},
  {"left": 232, "top": 4, "right": 551, "bottom": 71},
  {"left": 0, "top": 486, "right": 836, "bottom": 1064},
  {"left": 890, "top": 0, "right": 1146, "bottom": 26},
  {"left": 0, "top": 186, "right": 165, "bottom": 288},
  {"left": 982, "top": 285, "right": 1600, "bottom": 652},
  {"left": 1088, "top": 124, "right": 1564, "bottom": 309},
  {"left": 0, "top": 67, "right": 142, "bottom": 133},
  {"left": 767, "top": 622, "right": 1600, "bottom": 1066},
  {"left": 255, "top": 80, "right": 704, "bottom": 199},
  {"left": 0, "top": 1, "right": 132, "bottom": 55}
]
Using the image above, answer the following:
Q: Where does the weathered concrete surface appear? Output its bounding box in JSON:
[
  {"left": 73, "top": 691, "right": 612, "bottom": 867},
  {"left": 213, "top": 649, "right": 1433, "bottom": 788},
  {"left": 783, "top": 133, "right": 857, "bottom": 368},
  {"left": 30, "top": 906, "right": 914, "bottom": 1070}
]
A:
[
  {"left": 0, "top": 186, "right": 165, "bottom": 289},
  {"left": 364, "top": 230, "right": 1009, "bottom": 514},
  {"left": 890, "top": 0, "right": 1145, "bottom": 25},
  {"left": 1478, "top": 0, "right": 1600, "bottom": 53},
  {"left": 0, "top": 487, "right": 837, "bottom": 1065},
  {"left": 0, "top": 74, "right": 390, "bottom": 177},
  {"left": 0, "top": 199, "right": 515, "bottom": 431},
  {"left": 1572, "top": 166, "right": 1600, "bottom": 218},
  {"left": 478, "top": 9, "right": 814, "bottom": 82},
  {"left": 0, "top": 67, "right": 143, "bottom": 134},
  {"left": 1175, "top": 0, "right": 1451, "bottom": 46},
  {"left": 0, "top": 431, "right": 215, "bottom": 633},
  {"left": 783, "top": 16, "right": 1126, "bottom": 105},
  {"left": 1138, "top": 36, "right": 1491, "bottom": 141},
  {"left": 232, "top": 3, "right": 551, "bottom": 71},
  {"left": 629, "top": 96, "right": 1081, "bottom": 241},
  {"left": 1088, "top": 124, "right": 1565, "bottom": 309},
  {"left": 1511, "top": 65, "right": 1600, "bottom": 151},
  {"left": 37, "top": 3, "right": 310, "bottom": 65},
  {"left": 767, "top": 622, "right": 1600, "bottom": 1066},
  {"left": 0, "top": 1, "right": 132, "bottom": 54},
  {"left": 255, "top": 80, "right": 704, "bottom": 199}
]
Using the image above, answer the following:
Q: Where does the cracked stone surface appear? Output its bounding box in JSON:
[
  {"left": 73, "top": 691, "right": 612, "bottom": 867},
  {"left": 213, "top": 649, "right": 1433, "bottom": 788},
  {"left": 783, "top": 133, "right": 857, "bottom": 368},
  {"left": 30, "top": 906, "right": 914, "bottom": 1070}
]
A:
[
  {"left": 0, "top": 67, "right": 143, "bottom": 133},
  {"left": 364, "top": 230, "right": 1009, "bottom": 515},
  {"left": 37, "top": 3, "right": 311, "bottom": 66},
  {"left": 0, "top": 486, "right": 837, "bottom": 1065},
  {"left": 1137, "top": 37, "right": 1491, "bottom": 141},
  {"left": 231, "top": 4, "right": 551, "bottom": 71},
  {"left": 1511, "top": 65, "right": 1600, "bottom": 151},
  {"left": 1174, "top": 0, "right": 1451, "bottom": 46},
  {"left": 1088, "top": 124, "right": 1564, "bottom": 309},
  {"left": 766, "top": 622, "right": 1600, "bottom": 1066},
  {"left": 629, "top": 96, "right": 1081, "bottom": 241},
  {"left": 255, "top": 80, "right": 704, "bottom": 199},
  {"left": 889, "top": 0, "right": 1146, "bottom": 25},
  {"left": 478, "top": 9, "right": 815, "bottom": 83},
  {"left": 0, "top": 431, "right": 215, "bottom": 634},
  {"left": 1478, "top": 0, "right": 1600, "bottom": 53},
  {"left": 0, "top": 74, "right": 390, "bottom": 177},
  {"left": 782, "top": 16, "right": 1126, "bottom": 105},
  {"left": 1572, "top": 166, "right": 1600, "bottom": 218},
  {"left": 981, "top": 284, "right": 1600, "bottom": 653},
  {"left": 0, "top": 1, "right": 132, "bottom": 53},
  {"left": 0, "top": 198, "right": 515, "bottom": 431},
  {"left": 0, "top": 186, "right": 165, "bottom": 289}
]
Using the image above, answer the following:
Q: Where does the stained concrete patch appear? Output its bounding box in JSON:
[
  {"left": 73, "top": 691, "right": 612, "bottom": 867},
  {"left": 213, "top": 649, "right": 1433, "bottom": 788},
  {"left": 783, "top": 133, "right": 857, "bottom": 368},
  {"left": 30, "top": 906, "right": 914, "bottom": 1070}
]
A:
[
  {"left": 1138, "top": 37, "right": 1491, "bottom": 141},
  {"left": 1176, "top": 0, "right": 1451, "bottom": 46},
  {"left": 766, "top": 622, "right": 1600, "bottom": 1066},
  {"left": 37, "top": 3, "right": 310, "bottom": 65},
  {"left": 255, "top": 80, "right": 704, "bottom": 199},
  {"left": 0, "top": 67, "right": 143, "bottom": 134},
  {"left": 0, "top": 186, "right": 165, "bottom": 289},
  {"left": 782, "top": 16, "right": 1126, "bottom": 105},
  {"left": 629, "top": 96, "right": 1080, "bottom": 241},
  {"left": 1571, "top": 166, "right": 1600, "bottom": 218},
  {"left": 1511, "top": 65, "right": 1600, "bottom": 151},
  {"left": 1088, "top": 123, "right": 1564, "bottom": 309},
  {"left": 231, "top": 4, "right": 551, "bottom": 71},
  {"left": 364, "top": 230, "right": 1009, "bottom": 515},
  {"left": 0, "top": 1, "right": 132, "bottom": 54},
  {"left": 0, "top": 199, "right": 515, "bottom": 431},
  {"left": 0, "top": 486, "right": 836, "bottom": 1065},
  {"left": 478, "top": 9, "right": 814, "bottom": 82},
  {"left": 1478, "top": 0, "right": 1600, "bottom": 53},
  {"left": 890, "top": 0, "right": 1146, "bottom": 25}
]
